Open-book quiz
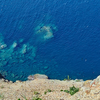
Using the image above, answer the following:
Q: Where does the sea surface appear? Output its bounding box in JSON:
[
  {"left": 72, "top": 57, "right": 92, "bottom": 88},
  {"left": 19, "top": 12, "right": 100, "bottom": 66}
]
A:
[{"left": 0, "top": 0, "right": 100, "bottom": 82}]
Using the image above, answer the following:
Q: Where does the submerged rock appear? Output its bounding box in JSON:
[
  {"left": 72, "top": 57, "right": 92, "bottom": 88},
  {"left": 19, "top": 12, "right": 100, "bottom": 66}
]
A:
[
  {"left": 35, "top": 24, "right": 56, "bottom": 41},
  {"left": 21, "top": 44, "right": 27, "bottom": 54},
  {"left": 12, "top": 41, "right": 17, "bottom": 48},
  {"left": 0, "top": 44, "right": 7, "bottom": 49}
]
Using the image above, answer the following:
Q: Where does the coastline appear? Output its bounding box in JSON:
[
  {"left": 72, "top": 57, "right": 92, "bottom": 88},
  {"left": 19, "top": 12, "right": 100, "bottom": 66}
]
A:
[{"left": 0, "top": 74, "right": 100, "bottom": 100}]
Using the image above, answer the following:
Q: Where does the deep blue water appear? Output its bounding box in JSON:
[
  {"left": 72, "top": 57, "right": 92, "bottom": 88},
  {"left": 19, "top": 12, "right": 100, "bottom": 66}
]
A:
[{"left": 0, "top": 0, "right": 100, "bottom": 82}]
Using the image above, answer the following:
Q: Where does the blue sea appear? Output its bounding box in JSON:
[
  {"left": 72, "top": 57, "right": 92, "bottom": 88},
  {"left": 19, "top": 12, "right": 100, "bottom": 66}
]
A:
[{"left": 0, "top": 0, "right": 100, "bottom": 82}]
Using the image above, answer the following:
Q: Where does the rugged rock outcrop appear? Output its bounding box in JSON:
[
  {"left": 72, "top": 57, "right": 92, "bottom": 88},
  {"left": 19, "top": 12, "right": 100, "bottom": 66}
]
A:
[
  {"left": 28, "top": 74, "right": 48, "bottom": 80},
  {"left": 0, "top": 74, "right": 100, "bottom": 100}
]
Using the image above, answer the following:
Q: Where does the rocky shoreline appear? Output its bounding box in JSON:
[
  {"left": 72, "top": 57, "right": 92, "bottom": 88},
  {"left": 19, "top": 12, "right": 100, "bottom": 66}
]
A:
[{"left": 0, "top": 74, "right": 100, "bottom": 100}]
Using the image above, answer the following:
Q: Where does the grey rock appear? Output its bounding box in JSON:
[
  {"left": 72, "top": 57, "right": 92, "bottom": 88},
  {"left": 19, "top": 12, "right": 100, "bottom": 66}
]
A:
[{"left": 28, "top": 74, "right": 48, "bottom": 80}]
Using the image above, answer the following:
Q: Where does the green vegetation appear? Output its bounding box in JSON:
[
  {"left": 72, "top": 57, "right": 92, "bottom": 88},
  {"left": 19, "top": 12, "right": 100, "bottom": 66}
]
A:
[
  {"left": 21, "top": 95, "right": 27, "bottom": 100},
  {"left": 75, "top": 80, "right": 81, "bottom": 82},
  {"left": 64, "top": 90, "right": 69, "bottom": 93},
  {"left": 64, "top": 75, "right": 71, "bottom": 81},
  {"left": 1, "top": 85, "right": 4, "bottom": 89},
  {"left": 44, "top": 91, "right": 47, "bottom": 95},
  {"left": 18, "top": 97, "right": 42, "bottom": 100},
  {"left": 47, "top": 89, "right": 52, "bottom": 92},
  {"left": 67, "top": 75, "right": 71, "bottom": 81},
  {"left": 32, "top": 94, "right": 42, "bottom": 100},
  {"left": 60, "top": 86, "right": 79, "bottom": 95},
  {"left": 60, "top": 90, "right": 63, "bottom": 91},
  {"left": 0, "top": 94, "right": 4, "bottom": 99},
  {"left": 75, "top": 79, "right": 83, "bottom": 82},
  {"left": 34, "top": 91, "right": 39, "bottom": 95},
  {"left": 44, "top": 89, "right": 52, "bottom": 95},
  {"left": 64, "top": 78, "right": 67, "bottom": 81},
  {"left": 19, "top": 91, "right": 42, "bottom": 100},
  {"left": 18, "top": 95, "right": 42, "bottom": 100},
  {"left": 32, "top": 96, "right": 42, "bottom": 100}
]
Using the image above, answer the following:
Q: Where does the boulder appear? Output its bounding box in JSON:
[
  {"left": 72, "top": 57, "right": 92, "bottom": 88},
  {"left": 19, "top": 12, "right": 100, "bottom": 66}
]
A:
[
  {"left": 28, "top": 75, "right": 34, "bottom": 80},
  {"left": 28, "top": 74, "right": 48, "bottom": 80}
]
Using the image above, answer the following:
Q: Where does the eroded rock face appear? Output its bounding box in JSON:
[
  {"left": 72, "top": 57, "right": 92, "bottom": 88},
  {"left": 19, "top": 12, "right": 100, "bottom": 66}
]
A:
[
  {"left": 27, "top": 74, "right": 48, "bottom": 80},
  {"left": 0, "top": 75, "right": 100, "bottom": 100},
  {"left": 95, "top": 75, "right": 100, "bottom": 84},
  {"left": 27, "top": 75, "right": 34, "bottom": 80}
]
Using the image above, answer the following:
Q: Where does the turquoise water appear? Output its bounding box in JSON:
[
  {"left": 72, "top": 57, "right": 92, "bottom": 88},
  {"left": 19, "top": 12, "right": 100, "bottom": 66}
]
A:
[{"left": 0, "top": 0, "right": 100, "bottom": 81}]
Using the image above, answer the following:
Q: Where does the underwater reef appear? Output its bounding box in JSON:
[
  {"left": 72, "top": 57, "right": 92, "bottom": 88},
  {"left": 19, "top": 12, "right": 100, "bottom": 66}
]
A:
[{"left": 0, "top": 24, "right": 57, "bottom": 82}]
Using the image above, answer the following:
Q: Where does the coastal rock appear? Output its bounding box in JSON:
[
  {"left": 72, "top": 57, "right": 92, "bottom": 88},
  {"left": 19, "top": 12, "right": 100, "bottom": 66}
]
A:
[
  {"left": 0, "top": 75, "right": 100, "bottom": 100},
  {"left": 84, "top": 80, "right": 92, "bottom": 85},
  {"left": 16, "top": 80, "right": 22, "bottom": 83},
  {"left": 90, "top": 76, "right": 100, "bottom": 87},
  {"left": 27, "top": 75, "right": 34, "bottom": 80},
  {"left": 28, "top": 74, "right": 48, "bottom": 80},
  {"left": 94, "top": 75, "right": 100, "bottom": 84},
  {"left": 0, "top": 78, "right": 5, "bottom": 82},
  {"left": 33, "top": 74, "right": 48, "bottom": 79},
  {"left": 81, "top": 86, "right": 91, "bottom": 94},
  {"left": 84, "top": 80, "right": 92, "bottom": 87}
]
